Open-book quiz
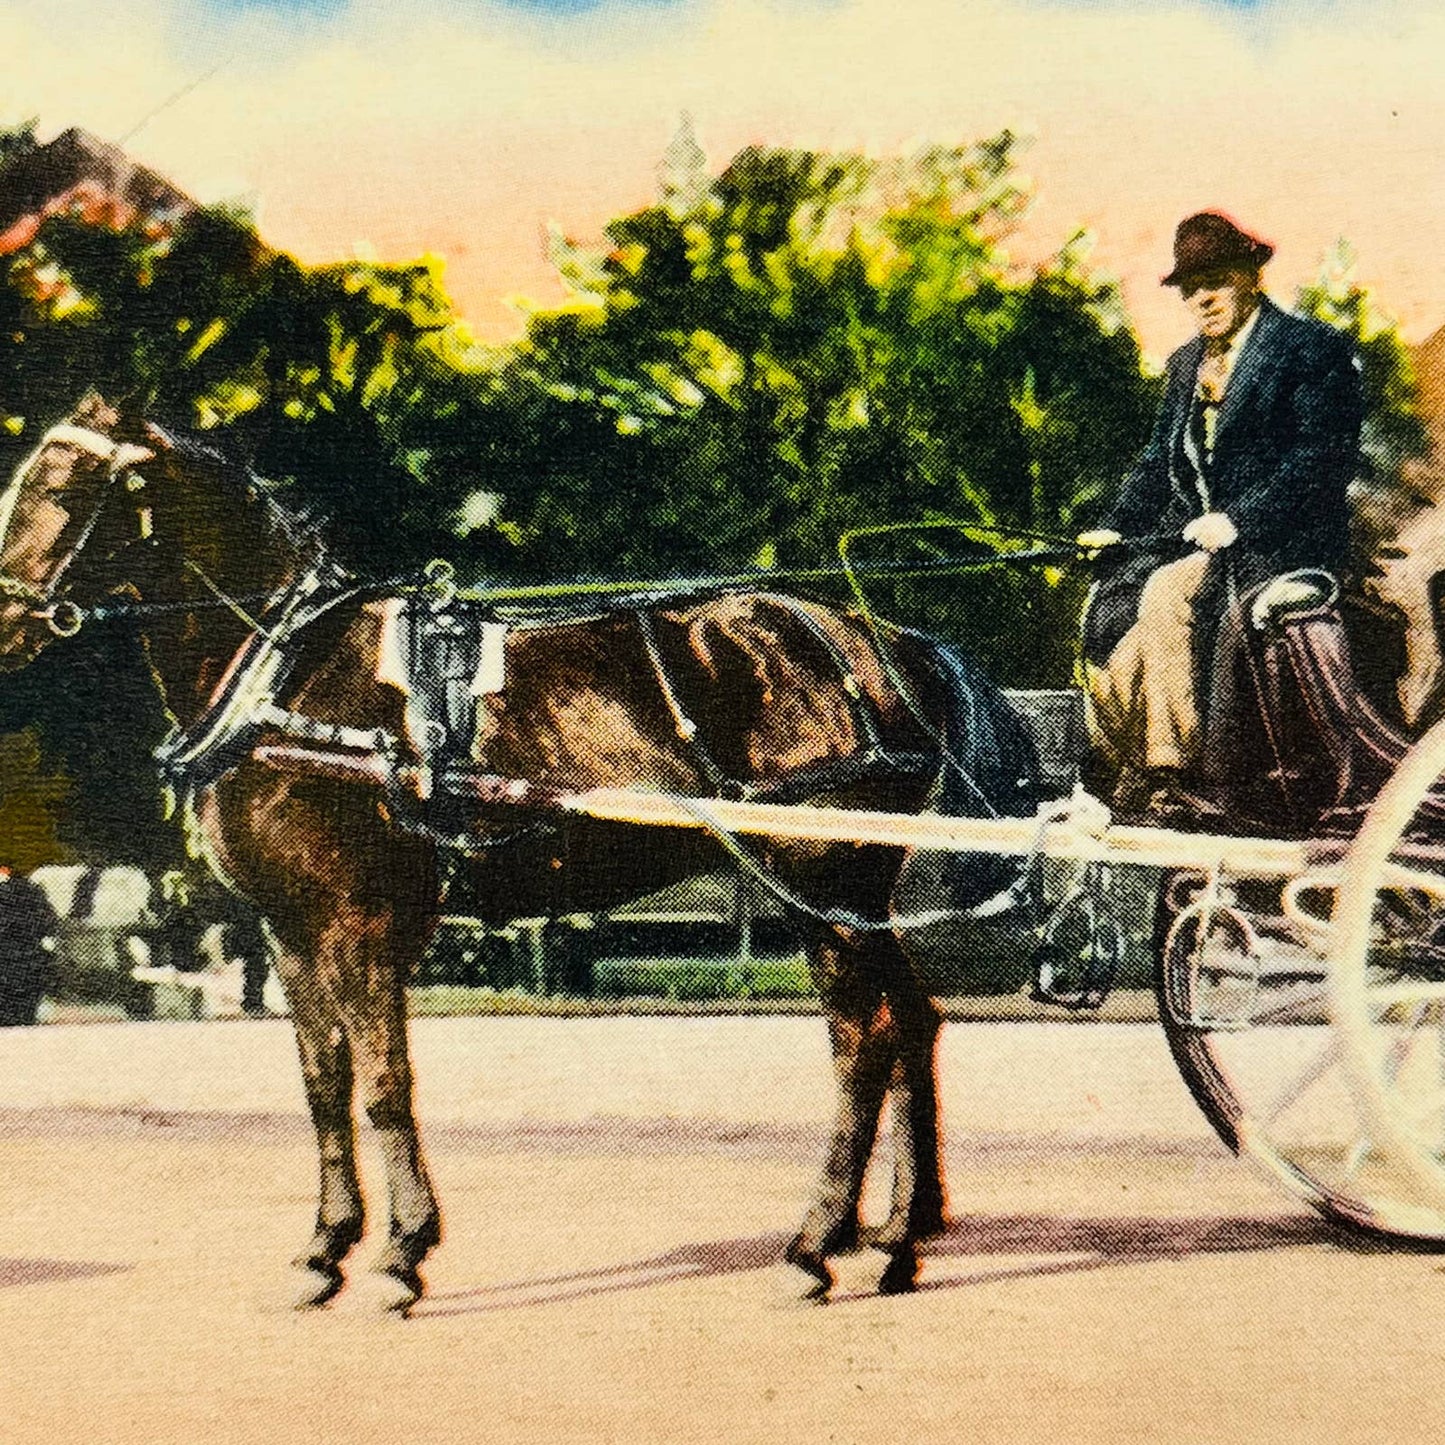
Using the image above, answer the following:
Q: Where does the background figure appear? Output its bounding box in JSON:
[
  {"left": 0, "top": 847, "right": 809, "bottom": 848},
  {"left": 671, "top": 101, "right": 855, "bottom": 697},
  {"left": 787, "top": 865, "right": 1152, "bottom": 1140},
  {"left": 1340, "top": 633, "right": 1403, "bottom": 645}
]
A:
[
  {"left": 216, "top": 887, "right": 275, "bottom": 1018},
  {"left": 0, "top": 864, "right": 60, "bottom": 1025},
  {"left": 149, "top": 868, "right": 207, "bottom": 973},
  {"left": 151, "top": 869, "right": 275, "bottom": 1017}
]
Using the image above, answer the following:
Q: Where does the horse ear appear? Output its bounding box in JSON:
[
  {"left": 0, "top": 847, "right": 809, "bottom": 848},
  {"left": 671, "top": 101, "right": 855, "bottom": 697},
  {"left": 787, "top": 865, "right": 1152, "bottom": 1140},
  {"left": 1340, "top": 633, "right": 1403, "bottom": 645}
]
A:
[
  {"left": 114, "top": 443, "right": 156, "bottom": 470},
  {"left": 72, "top": 390, "right": 119, "bottom": 429}
]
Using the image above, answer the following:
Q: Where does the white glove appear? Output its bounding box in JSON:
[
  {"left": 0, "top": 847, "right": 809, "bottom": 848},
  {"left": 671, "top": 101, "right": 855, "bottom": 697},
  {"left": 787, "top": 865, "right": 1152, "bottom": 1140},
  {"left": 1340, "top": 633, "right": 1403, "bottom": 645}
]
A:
[
  {"left": 1182, "top": 512, "right": 1237, "bottom": 552},
  {"left": 1076, "top": 528, "right": 1123, "bottom": 552}
]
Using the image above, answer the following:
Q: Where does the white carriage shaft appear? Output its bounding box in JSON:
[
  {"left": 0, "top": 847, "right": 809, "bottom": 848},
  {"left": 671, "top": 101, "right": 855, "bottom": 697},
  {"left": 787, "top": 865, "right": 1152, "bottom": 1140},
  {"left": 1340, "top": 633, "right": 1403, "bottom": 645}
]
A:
[
  {"left": 564, "top": 787, "right": 1315, "bottom": 878},
  {"left": 575, "top": 783, "right": 1445, "bottom": 1240}
]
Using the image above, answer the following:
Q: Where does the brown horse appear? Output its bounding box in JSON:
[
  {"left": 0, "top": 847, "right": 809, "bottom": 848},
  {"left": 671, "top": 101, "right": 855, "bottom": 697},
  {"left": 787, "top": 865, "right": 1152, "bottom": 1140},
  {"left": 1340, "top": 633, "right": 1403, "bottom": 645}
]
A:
[{"left": 0, "top": 395, "right": 1037, "bottom": 1309}]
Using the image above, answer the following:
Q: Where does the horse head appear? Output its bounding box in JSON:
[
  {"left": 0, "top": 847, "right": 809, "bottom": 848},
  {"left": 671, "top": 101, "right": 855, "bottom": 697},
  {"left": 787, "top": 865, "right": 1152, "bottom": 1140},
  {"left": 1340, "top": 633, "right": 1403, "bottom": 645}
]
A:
[
  {"left": 0, "top": 393, "right": 303, "bottom": 675},
  {"left": 0, "top": 393, "right": 161, "bottom": 669}
]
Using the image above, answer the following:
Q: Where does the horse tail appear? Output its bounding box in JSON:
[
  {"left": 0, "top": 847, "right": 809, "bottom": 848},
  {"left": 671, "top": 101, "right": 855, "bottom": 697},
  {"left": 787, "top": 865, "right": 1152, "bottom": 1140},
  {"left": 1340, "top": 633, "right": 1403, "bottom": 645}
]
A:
[{"left": 901, "top": 631, "right": 1040, "bottom": 821}]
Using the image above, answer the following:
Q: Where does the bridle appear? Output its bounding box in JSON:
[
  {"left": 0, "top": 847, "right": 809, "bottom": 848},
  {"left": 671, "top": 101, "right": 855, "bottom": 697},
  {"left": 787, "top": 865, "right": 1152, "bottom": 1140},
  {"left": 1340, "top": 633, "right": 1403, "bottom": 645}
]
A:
[{"left": 0, "top": 422, "right": 159, "bottom": 638}]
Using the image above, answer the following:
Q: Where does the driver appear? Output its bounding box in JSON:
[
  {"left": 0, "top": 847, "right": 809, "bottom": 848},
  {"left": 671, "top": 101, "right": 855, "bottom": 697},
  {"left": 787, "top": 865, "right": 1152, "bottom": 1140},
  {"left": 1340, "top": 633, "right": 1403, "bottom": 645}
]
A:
[{"left": 1078, "top": 211, "right": 1363, "bottom": 819}]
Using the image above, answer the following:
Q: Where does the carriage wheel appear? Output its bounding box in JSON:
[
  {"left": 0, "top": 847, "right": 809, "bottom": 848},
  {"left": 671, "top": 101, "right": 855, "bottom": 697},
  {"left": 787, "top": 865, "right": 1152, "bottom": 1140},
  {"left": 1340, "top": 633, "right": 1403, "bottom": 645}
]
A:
[
  {"left": 1328, "top": 714, "right": 1445, "bottom": 1239},
  {"left": 1154, "top": 863, "right": 1445, "bottom": 1239}
]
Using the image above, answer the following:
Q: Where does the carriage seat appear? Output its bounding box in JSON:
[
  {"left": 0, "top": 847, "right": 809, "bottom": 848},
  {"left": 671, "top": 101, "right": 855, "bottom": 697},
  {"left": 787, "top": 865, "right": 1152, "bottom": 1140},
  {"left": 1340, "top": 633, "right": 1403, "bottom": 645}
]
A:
[
  {"left": 1073, "top": 554, "right": 1419, "bottom": 833},
  {"left": 1195, "top": 565, "right": 1417, "bottom": 833},
  {"left": 1248, "top": 569, "right": 1339, "bottom": 630}
]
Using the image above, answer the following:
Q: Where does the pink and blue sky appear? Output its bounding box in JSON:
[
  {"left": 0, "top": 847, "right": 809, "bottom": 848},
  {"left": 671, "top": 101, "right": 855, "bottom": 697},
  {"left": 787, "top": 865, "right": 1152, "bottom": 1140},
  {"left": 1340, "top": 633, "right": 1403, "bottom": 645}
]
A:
[{"left": 3, "top": 0, "right": 1442, "bottom": 358}]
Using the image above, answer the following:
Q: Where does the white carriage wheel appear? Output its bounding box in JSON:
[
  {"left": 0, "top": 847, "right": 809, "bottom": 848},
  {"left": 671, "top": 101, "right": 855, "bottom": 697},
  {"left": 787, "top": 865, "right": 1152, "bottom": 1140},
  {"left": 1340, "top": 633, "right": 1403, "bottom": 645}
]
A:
[
  {"left": 1329, "top": 713, "right": 1445, "bottom": 1238},
  {"left": 1153, "top": 868, "right": 1417, "bottom": 1235}
]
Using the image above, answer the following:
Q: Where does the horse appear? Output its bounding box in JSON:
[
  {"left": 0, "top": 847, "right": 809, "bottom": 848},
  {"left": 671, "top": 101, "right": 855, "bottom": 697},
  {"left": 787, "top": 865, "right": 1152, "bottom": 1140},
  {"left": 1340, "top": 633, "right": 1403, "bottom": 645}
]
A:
[
  {"left": 1354, "top": 480, "right": 1445, "bottom": 729},
  {"left": 0, "top": 394, "right": 1038, "bottom": 1309}
]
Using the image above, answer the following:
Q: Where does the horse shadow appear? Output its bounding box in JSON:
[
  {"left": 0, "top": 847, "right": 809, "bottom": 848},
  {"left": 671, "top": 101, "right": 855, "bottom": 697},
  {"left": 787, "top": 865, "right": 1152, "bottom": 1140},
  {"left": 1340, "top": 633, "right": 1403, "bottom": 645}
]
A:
[
  {"left": 0, "top": 1257, "right": 132, "bottom": 1290},
  {"left": 417, "top": 1210, "right": 1345, "bottom": 1317}
]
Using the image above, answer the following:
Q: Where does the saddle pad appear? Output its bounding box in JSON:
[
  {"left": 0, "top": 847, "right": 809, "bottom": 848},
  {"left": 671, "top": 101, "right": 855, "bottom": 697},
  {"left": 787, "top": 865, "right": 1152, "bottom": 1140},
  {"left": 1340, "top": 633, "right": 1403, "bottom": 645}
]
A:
[{"left": 375, "top": 597, "right": 507, "bottom": 757}]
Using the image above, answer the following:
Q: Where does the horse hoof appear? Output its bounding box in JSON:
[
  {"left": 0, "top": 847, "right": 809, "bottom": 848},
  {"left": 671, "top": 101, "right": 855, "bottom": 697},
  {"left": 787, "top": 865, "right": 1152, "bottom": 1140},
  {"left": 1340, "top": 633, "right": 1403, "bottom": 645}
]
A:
[
  {"left": 877, "top": 1250, "right": 920, "bottom": 1297},
  {"left": 371, "top": 1266, "right": 424, "bottom": 1316},
  {"left": 292, "top": 1263, "right": 345, "bottom": 1310},
  {"left": 783, "top": 1237, "right": 833, "bottom": 1302}
]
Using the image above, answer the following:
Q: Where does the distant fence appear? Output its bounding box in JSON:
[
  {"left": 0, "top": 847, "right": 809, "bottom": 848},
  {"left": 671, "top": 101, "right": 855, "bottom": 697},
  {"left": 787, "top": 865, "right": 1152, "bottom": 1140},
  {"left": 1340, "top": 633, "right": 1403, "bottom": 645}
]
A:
[{"left": 25, "top": 856, "right": 1162, "bottom": 1013}]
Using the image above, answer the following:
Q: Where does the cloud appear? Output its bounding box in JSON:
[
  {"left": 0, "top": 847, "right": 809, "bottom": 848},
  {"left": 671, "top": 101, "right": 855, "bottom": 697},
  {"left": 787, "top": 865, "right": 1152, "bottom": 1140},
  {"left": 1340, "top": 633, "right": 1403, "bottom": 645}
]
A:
[
  {"left": 201, "top": 0, "right": 347, "bottom": 15},
  {"left": 3, "top": 0, "right": 1442, "bottom": 356}
]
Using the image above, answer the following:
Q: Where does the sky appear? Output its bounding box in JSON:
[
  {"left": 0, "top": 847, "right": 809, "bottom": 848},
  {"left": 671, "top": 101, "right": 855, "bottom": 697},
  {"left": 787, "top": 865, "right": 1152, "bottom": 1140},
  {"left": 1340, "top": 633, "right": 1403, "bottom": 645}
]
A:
[{"left": 3, "top": 0, "right": 1444, "bottom": 360}]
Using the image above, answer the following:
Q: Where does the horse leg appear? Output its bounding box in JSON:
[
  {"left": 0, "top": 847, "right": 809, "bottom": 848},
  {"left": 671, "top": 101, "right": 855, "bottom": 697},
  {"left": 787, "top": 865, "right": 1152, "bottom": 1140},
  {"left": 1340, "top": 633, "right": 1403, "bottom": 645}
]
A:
[
  {"left": 275, "top": 946, "right": 365, "bottom": 1308},
  {"left": 786, "top": 935, "right": 895, "bottom": 1300},
  {"left": 870, "top": 961, "right": 946, "bottom": 1295},
  {"left": 336, "top": 925, "right": 440, "bottom": 1313}
]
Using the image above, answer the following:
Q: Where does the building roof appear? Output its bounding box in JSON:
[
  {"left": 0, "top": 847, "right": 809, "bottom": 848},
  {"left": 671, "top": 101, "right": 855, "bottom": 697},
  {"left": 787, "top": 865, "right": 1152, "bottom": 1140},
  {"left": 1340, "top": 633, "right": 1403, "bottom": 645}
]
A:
[
  {"left": 0, "top": 127, "right": 195, "bottom": 256},
  {"left": 1413, "top": 326, "right": 1445, "bottom": 438}
]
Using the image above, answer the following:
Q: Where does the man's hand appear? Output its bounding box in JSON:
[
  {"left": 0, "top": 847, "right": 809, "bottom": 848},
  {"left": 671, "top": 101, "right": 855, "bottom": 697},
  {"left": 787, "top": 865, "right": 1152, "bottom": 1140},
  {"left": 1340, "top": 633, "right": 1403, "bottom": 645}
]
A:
[
  {"left": 1076, "top": 528, "right": 1123, "bottom": 552},
  {"left": 1182, "top": 512, "right": 1237, "bottom": 552}
]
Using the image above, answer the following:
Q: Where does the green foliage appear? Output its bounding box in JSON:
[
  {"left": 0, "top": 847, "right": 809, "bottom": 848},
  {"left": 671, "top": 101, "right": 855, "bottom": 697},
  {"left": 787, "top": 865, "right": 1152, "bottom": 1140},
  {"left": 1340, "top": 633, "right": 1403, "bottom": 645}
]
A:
[
  {"left": 0, "top": 728, "right": 69, "bottom": 871},
  {"left": 593, "top": 953, "right": 812, "bottom": 1001},
  {"left": 0, "top": 119, "right": 37, "bottom": 171},
  {"left": 0, "top": 202, "right": 491, "bottom": 569},
  {"left": 1296, "top": 239, "right": 1426, "bottom": 479},
  {"left": 474, "top": 129, "right": 1156, "bottom": 683}
]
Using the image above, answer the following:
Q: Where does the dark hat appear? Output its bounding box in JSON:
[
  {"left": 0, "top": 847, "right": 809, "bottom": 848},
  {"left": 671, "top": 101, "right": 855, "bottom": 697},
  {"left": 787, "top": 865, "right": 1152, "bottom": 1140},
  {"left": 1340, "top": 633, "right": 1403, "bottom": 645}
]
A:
[{"left": 1162, "top": 212, "right": 1274, "bottom": 287}]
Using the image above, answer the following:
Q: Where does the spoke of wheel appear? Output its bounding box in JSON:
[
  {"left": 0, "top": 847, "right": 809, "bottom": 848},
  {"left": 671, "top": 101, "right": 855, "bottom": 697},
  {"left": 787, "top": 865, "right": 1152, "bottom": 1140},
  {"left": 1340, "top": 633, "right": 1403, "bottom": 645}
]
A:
[
  {"left": 1342, "top": 1134, "right": 1374, "bottom": 1181},
  {"left": 1249, "top": 984, "right": 1327, "bottom": 1026},
  {"left": 1438, "top": 1017, "right": 1445, "bottom": 1156},
  {"left": 1400, "top": 1086, "right": 1445, "bottom": 1136},
  {"left": 1380, "top": 1000, "right": 1432, "bottom": 1083},
  {"left": 1261, "top": 1036, "right": 1342, "bottom": 1127},
  {"left": 1389, "top": 1001, "right": 1445, "bottom": 1152},
  {"left": 1329, "top": 715, "right": 1445, "bottom": 1229}
]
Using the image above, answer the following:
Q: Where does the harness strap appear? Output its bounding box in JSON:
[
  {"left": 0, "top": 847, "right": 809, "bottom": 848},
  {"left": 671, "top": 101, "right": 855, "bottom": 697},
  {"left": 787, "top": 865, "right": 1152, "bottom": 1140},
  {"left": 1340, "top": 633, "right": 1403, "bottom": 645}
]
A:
[
  {"left": 634, "top": 609, "right": 732, "bottom": 796},
  {"left": 760, "top": 592, "right": 888, "bottom": 757},
  {"left": 155, "top": 567, "right": 357, "bottom": 788},
  {"left": 251, "top": 701, "right": 392, "bottom": 756}
]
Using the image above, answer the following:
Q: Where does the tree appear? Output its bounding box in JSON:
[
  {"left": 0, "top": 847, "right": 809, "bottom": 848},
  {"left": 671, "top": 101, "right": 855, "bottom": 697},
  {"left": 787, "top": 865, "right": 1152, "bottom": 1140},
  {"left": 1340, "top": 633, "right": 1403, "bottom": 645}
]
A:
[
  {"left": 474, "top": 129, "right": 1157, "bottom": 682},
  {"left": 0, "top": 118, "right": 37, "bottom": 171},
  {"left": 1296, "top": 238, "right": 1425, "bottom": 484}
]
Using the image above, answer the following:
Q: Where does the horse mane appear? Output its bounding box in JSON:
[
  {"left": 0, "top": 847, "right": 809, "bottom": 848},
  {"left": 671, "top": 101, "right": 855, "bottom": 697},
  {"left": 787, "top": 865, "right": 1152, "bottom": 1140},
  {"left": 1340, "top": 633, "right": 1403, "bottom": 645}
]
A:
[{"left": 144, "top": 420, "right": 328, "bottom": 562}]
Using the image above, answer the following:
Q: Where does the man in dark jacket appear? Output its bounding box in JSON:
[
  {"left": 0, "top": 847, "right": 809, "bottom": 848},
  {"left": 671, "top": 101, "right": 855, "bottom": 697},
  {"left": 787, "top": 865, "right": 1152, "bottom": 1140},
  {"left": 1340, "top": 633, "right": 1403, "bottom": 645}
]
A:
[
  {"left": 0, "top": 865, "right": 59, "bottom": 1026},
  {"left": 1080, "top": 211, "right": 1363, "bottom": 816}
]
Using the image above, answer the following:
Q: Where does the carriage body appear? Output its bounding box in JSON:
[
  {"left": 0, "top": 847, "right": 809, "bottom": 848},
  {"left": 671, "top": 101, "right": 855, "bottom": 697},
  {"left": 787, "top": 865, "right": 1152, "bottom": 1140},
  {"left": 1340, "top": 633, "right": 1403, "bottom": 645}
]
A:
[{"left": 1002, "top": 570, "right": 1445, "bottom": 1244}]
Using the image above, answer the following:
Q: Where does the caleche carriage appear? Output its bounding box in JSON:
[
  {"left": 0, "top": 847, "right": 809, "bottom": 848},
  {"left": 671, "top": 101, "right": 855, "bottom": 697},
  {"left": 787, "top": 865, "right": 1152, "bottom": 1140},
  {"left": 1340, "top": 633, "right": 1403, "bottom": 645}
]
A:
[{"left": 5, "top": 397, "right": 1445, "bottom": 1309}]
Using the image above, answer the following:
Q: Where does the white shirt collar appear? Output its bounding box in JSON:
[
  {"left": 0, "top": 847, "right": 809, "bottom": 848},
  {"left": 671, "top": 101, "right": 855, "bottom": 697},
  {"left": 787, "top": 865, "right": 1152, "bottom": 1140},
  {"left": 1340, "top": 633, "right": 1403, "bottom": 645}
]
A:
[{"left": 1214, "top": 302, "right": 1261, "bottom": 378}]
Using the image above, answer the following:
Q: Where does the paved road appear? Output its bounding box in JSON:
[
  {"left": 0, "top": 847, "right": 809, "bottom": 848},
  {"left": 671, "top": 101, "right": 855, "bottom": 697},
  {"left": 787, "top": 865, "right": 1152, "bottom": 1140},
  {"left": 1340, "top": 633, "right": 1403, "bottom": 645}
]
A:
[{"left": 1, "top": 1017, "right": 1441, "bottom": 1443}]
